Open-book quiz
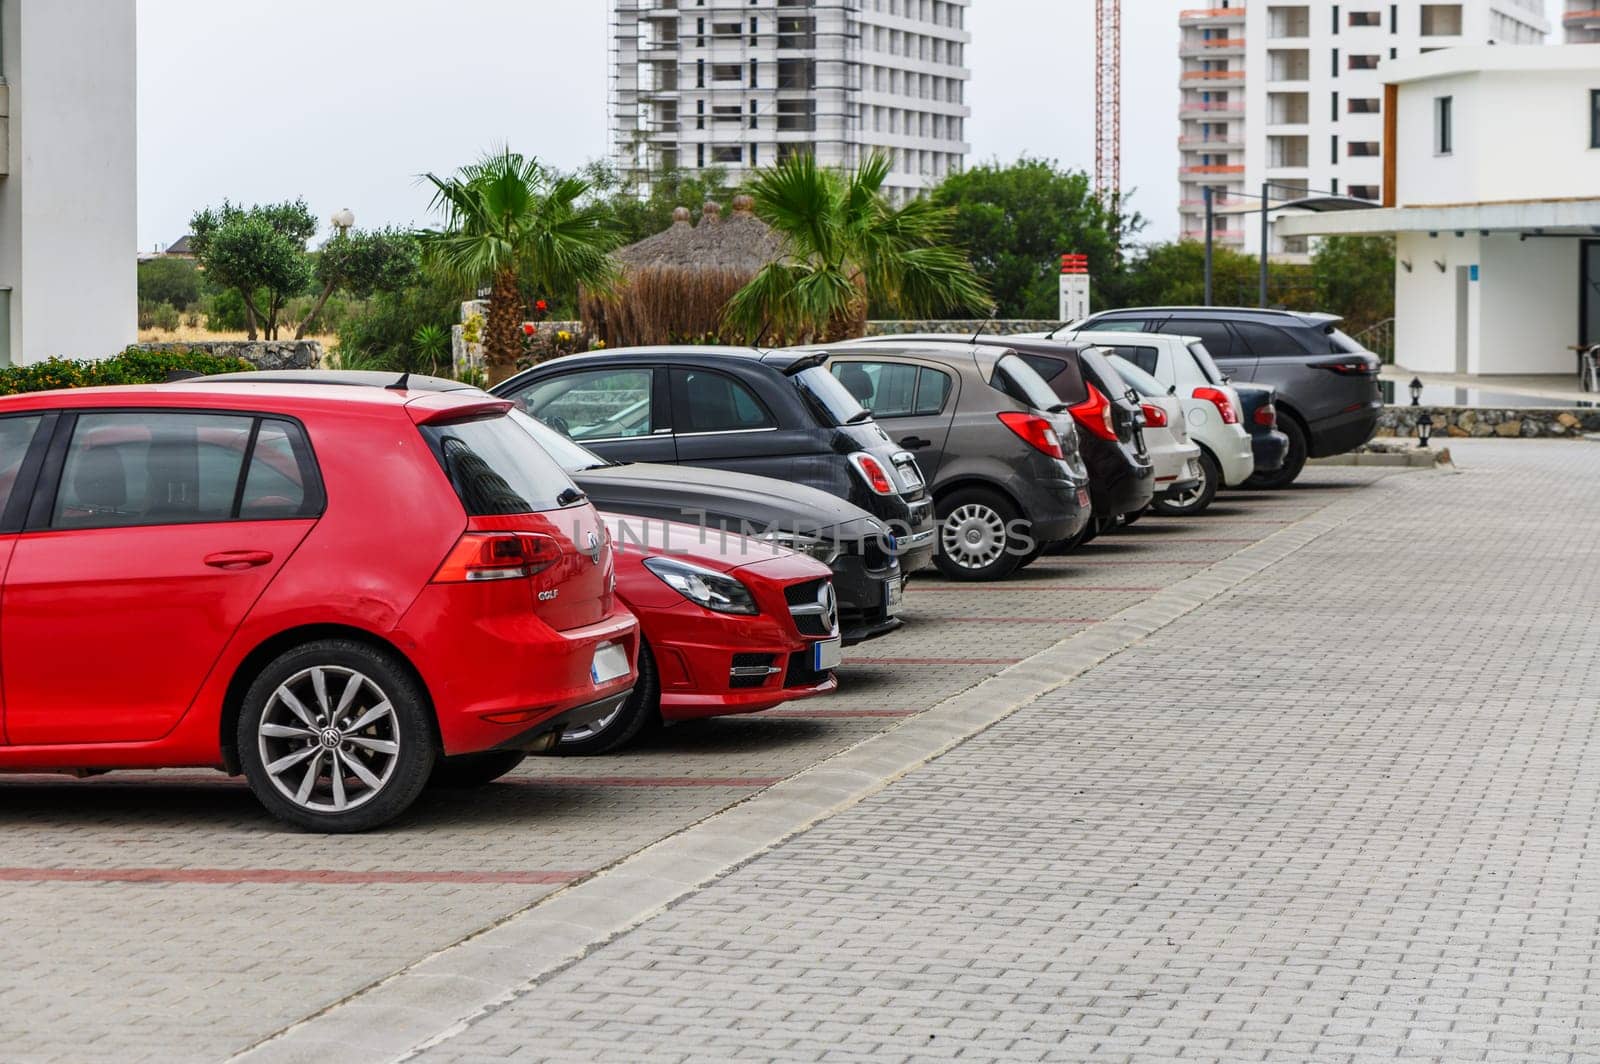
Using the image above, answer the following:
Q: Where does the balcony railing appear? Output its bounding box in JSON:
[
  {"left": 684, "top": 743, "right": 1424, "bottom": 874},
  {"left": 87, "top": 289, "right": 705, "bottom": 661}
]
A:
[
  {"left": 1180, "top": 164, "right": 1246, "bottom": 174},
  {"left": 1182, "top": 36, "right": 1247, "bottom": 50},
  {"left": 1180, "top": 7, "right": 1247, "bottom": 22},
  {"left": 1179, "top": 135, "right": 1244, "bottom": 148},
  {"left": 1564, "top": 7, "right": 1600, "bottom": 22},
  {"left": 1181, "top": 69, "right": 1247, "bottom": 82},
  {"left": 1179, "top": 101, "right": 1247, "bottom": 112}
]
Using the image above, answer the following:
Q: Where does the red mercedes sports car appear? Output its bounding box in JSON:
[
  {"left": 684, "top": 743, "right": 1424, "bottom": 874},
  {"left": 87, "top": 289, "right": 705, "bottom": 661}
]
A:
[{"left": 557, "top": 515, "right": 843, "bottom": 754}]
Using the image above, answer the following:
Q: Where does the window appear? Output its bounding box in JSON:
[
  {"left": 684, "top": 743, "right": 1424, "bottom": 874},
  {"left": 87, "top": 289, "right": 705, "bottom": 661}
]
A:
[
  {"left": 1348, "top": 140, "right": 1380, "bottom": 156},
  {"left": 832, "top": 361, "right": 919, "bottom": 416},
  {"left": 1591, "top": 90, "right": 1600, "bottom": 150},
  {"left": 50, "top": 412, "right": 319, "bottom": 530},
  {"left": 1419, "top": 3, "right": 1462, "bottom": 36},
  {"left": 674, "top": 370, "right": 775, "bottom": 433},
  {"left": 420, "top": 415, "right": 581, "bottom": 516},
  {"left": 1158, "top": 319, "right": 1234, "bottom": 358},
  {"left": 1435, "top": 95, "right": 1452, "bottom": 154},
  {"left": 712, "top": 145, "right": 743, "bottom": 163},
  {"left": 515, "top": 367, "right": 656, "bottom": 441},
  {"left": 1105, "top": 346, "right": 1161, "bottom": 377},
  {"left": 1229, "top": 322, "right": 1297, "bottom": 355},
  {"left": 990, "top": 356, "right": 1063, "bottom": 413},
  {"left": 1348, "top": 9, "right": 1380, "bottom": 25},
  {"left": 914, "top": 368, "right": 952, "bottom": 415},
  {"left": 1348, "top": 53, "right": 1380, "bottom": 70},
  {"left": 1349, "top": 183, "right": 1380, "bottom": 200},
  {"left": 1014, "top": 353, "right": 1087, "bottom": 405},
  {"left": 0, "top": 415, "right": 45, "bottom": 518},
  {"left": 712, "top": 63, "right": 741, "bottom": 82},
  {"left": 1348, "top": 96, "right": 1380, "bottom": 114}
]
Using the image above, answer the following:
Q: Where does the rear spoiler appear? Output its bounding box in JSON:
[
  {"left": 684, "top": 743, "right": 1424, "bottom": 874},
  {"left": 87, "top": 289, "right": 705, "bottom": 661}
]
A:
[
  {"left": 777, "top": 351, "right": 828, "bottom": 376},
  {"left": 404, "top": 393, "right": 513, "bottom": 426}
]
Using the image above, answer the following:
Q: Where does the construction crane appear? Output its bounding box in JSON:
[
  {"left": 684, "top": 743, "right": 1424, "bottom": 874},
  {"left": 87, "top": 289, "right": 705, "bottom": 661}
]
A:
[{"left": 1094, "top": 0, "right": 1121, "bottom": 204}]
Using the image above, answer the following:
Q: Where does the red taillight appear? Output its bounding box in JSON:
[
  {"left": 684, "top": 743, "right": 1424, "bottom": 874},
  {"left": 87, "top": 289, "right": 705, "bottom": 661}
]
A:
[
  {"left": 848, "top": 452, "right": 897, "bottom": 495},
  {"left": 1068, "top": 383, "right": 1118, "bottom": 441},
  {"left": 1309, "top": 358, "right": 1375, "bottom": 376},
  {"left": 1253, "top": 403, "right": 1277, "bottom": 428},
  {"left": 1139, "top": 402, "right": 1168, "bottom": 428},
  {"left": 997, "top": 411, "right": 1064, "bottom": 459},
  {"left": 1193, "top": 386, "right": 1240, "bottom": 425},
  {"left": 432, "top": 532, "right": 561, "bottom": 583}
]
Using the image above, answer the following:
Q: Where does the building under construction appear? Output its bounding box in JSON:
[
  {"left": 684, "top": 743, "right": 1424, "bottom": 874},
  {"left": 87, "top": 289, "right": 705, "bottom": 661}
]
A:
[{"left": 609, "top": 0, "right": 972, "bottom": 202}]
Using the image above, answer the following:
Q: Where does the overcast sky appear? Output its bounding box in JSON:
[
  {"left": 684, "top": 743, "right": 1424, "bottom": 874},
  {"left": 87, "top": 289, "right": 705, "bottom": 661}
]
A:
[{"left": 134, "top": 0, "right": 1558, "bottom": 252}]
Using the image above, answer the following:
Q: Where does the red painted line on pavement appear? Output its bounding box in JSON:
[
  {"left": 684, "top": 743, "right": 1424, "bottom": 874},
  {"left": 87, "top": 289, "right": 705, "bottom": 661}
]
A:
[
  {"left": 1160, "top": 538, "right": 1254, "bottom": 543},
  {"left": 757, "top": 707, "right": 920, "bottom": 719},
  {"left": 913, "top": 586, "right": 1162, "bottom": 593},
  {"left": 522, "top": 776, "right": 783, "bottom": 788},
  {"left": 850, "top": 657, "right": 1023, "bottom": 666},
  {"left": 1067, "top": 560, "right": 1210, "bottom": 565},
  {"left": 0, "top": 867, "right": 585, "bottom": 885},
  {"left": 937, "top": 616, "right": 1100, "bottom": 624}
]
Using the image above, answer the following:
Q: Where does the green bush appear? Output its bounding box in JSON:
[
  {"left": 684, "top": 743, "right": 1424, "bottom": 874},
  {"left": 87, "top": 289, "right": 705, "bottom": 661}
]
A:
[
  {"left": 336, "top": 273, "right": 463, "bottom": 375},
  {"left": 137, "top": 257, "right": 203, "bottom": 309},
  {"left": 138, "top": 300, "right": 182, "bottom": 332},
  {"left": 203, "top": 288, "right": 253, "bottom": 332},
  {"left": 0, "top": 347, "right": 254, "bottom": 397}
]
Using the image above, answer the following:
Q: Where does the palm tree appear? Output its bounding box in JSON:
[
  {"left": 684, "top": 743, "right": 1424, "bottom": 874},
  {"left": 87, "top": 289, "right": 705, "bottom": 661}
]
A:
[
  {"left": 419, "top": 149, "right": 619, "bottom": 384},
  {"left": 724, "top": 152, "right": 992, "bottom": 344}
]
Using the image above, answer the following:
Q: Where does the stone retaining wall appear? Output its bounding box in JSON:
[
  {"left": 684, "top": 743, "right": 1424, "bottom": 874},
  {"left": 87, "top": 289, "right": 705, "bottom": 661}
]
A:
[
  {"left": 866, "top": 319, "right": 1059, "bottom": 337},
  {"left": 1376, "top": 405, "right": 1600, "bottom": 439},
  {"left": 130, "top": 340, "right": 323, "bottom": 370}
]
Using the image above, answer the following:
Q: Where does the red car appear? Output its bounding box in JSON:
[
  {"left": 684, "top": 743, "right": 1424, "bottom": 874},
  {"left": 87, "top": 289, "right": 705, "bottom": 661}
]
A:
[
  {"left": 0, "top": 382, "right": 637, "bottom": 832},
  {"left": 555, "top": 514, "right": 842, "bottom": 754}
]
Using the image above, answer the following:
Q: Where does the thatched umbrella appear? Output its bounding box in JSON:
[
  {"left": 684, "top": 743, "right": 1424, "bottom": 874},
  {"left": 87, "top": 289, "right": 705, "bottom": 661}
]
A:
[{"left": 581, "top": 195, "right": 780, "bottom": 347}]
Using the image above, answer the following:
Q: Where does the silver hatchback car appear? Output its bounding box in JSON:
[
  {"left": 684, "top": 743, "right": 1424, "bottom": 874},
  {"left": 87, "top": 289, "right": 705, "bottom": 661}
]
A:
[{"left": 816, "top": 340, "right": 1093, "bottom": 581}]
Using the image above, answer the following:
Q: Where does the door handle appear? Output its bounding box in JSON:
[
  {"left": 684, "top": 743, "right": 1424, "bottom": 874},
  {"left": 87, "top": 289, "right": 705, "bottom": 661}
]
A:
[
  {"left": 899, "top": 435, "right": 932, "bottom": 449},
  {"left": 204, "top": 550, "right": 274, "bottom": 570}
]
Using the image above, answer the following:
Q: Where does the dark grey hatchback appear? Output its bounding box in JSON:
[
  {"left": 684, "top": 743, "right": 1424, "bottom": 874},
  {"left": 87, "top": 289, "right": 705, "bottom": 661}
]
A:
[{"left": 491, "top": 345, "right": 937, "bottom": 569}]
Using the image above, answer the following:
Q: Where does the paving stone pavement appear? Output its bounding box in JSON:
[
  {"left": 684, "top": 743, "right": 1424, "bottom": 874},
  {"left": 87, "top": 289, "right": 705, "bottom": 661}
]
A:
[
  {"left": 0, "top": 462, "right": 1395, "bottom": 1062},
  {"left": 398, "top": 439, "right": 1600, "bottom": 1063}
]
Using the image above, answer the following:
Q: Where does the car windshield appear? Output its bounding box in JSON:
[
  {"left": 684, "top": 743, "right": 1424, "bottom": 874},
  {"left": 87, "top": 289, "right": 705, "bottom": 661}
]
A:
[
  {"left": 1187, "top": 342, "right": 1227, "bottom": 385},
  {"left": 419, "top": 412, "right": 584, "bottom": 515},
  {"left": 1105, "top": 355, "right": 1168, "bottom": 399},
  {"left": 508, "top": 410, "right": 611, "bottom": 472},
  {"left": 991, "top": 354, "right": 1067, "bottom": 411},
  {"left": 793, "top": 364, "right": 870, "bottom": 426},
  {"left": 1328, "top": 327, "right": 1365, "bottom": 354}
]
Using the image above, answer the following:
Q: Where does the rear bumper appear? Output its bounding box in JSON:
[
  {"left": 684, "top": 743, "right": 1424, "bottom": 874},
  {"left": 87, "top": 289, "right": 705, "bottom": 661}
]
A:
[
  {"left": 1084, "top": 440, "right": 1155, "bottom": 517},
  {"left": 1306, "top": 400, "right": 1381, "bottom": 457},
  {"left": 1252, "top": 429, "right": 1290, "bottom": 473},
  {"left": 490, "top": 690, "right": 632, "bottom": 751},
  {"left": 396, "top": 595, "right": 640, "bottom": 757}
]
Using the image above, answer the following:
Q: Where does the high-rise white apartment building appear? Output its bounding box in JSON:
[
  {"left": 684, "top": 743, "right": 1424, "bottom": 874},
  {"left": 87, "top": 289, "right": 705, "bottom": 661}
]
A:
[
  {"left": 611, "top": 0, "right": 971, "bottom": 203},
  {"left": 1177, "top": 1, "right": 1548, "bottom": 260},
  {"left": 1564, "top": 1, "right": 1600, "bottom": 41}
]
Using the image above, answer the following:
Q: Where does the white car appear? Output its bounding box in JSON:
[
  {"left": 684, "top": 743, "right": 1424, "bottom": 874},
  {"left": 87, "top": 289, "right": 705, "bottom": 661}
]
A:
[
  {"left": 1065, "top": 330, "right": 1255, "bottom": 509},
  {"left": 1104, "top": 354, "right": 1208, "bottom": 515}
]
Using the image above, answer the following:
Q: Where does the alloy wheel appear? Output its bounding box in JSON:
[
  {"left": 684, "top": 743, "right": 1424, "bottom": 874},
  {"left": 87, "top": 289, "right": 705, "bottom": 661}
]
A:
[
  {"left": 257, "top": 666, "right": 400, "bottom": 813},
  {"left": 559, "top": 702, "right": 626, "bottom": 745},
  {"left": 941, "top": 503, "right": 1007, "bottom": 571}
]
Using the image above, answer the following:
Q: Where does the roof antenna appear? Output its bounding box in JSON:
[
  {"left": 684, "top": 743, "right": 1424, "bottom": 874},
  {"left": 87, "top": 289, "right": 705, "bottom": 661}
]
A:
[
  {"left": 386, "top": 372, "right": 411, "bottom": 391},
  {"left": 969, "top": 309, "right": 998, "bottom": 344},
  {"left": 752, "top": 319, "right": 773, "bottom": 351}
]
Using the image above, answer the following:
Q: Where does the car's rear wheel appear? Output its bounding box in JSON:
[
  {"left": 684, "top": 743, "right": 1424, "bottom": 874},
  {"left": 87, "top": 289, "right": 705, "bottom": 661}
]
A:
[
  {"left": 556, "top": 641, "right": 660, "bottom": 756},
  {"left": 238, "top": 639, "right": 436, "bottom": 833},
  {"left": 429, "top": 750, "right": 527, "bottom": 788},
  {"left": 1152, "top": 450, "right": 1220, "bottom": 516},
  {"left": 934, "top": 488, "right": 1023, "bottom": 581},
  {"left": 1246, "top": 416, "right": 1308, "bottom": 489},
  {"left": 1121, "top": 506, "right": 1147, "bottom": 527}
]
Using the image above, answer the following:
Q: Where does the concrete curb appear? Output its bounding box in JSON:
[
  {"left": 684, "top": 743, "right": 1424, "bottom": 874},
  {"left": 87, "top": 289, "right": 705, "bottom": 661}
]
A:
[{"left": 230, "top": 477, "right": 1408, "bottom": 1064}]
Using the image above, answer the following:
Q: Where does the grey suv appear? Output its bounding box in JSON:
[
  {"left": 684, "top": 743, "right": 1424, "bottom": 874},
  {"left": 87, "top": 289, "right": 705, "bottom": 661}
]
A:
[
  {"left": 1066, "top": 307, "right": 1381, "bottom": 487},
  {"left": 820, "top": 341, "right": 1091, "bottom": 581}
]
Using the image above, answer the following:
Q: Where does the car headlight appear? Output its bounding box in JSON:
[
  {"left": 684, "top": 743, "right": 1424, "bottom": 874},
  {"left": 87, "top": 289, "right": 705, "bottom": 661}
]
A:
[
  {"left": 761, "top": 530, "right": 843, "bottom": 567},
  {"left": 643, "top": 556, "right": 759, "bottom": 615}
]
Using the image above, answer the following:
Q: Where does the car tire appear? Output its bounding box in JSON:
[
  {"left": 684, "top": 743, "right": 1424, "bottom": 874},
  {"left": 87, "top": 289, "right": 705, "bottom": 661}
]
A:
[
  {"left": 429, "top": 750, "right": 527, "bottom": 788},
  {"left": 237, "top": 639, "right": 436, "bottom": 834},
  {"left": 934, "top": 487, "right": 1024, "bottom": 582},
  {"left": 1016, "top": 539, "right": 1051, "bottom": 569},
  {"left": 1151, "top": 450, "right": 1220, "bottom": 516},
  {"left": 1246, "top": 416, "right": 1308, "bottom": 489},
  {"left": 556, "top": 641, "right": 660, "bottom": 756}
]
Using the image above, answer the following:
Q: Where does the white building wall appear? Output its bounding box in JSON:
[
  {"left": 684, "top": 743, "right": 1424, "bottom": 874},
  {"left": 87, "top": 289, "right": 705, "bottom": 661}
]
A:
[
  {"left": 0, "top": 0, "right": 137, "bottom": 366},
  {"left": 1180, "top": 1, "right": 1548, "bottom": 259}
]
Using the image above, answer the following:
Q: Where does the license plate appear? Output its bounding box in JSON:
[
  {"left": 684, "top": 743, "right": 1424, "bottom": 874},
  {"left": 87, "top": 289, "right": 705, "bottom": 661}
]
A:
[
  {"left": 886, "top": 579, "right": 904, "bottom": 616},
  {"left": 1076, "top": 488, "right": 1090, "bottom": 507},
  {"left": 895, "top": 461, "right": 924, "bottom": 491},
  {"left": 589, "top": 642, "right": 629, "bottom": 685},
  {"left": 813, "top": 636, "right": 843, "bottom": 671}
]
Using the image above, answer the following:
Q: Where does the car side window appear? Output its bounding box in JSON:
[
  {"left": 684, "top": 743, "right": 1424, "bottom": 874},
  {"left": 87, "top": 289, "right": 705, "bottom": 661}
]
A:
[
  {"left": 515, "top": 368, "right": 656, "bottom": 440},
  {"left": 1084, "top": 319, "right": 1150, "bottom": 332},
  {"left": 831, "top": 361, "right": 920, "bottom": 417},
  {"left": 1105, "top": 345, "right": 1161, "bottom": 376},
  {"left": 914, "top": 368, "right": 952, "bottom": 415},
  {"left": 52, "top": 412, "right": 256, "bottom": 529},
  {"left": 239, "top": 420, "right": 314, "bottom": 519},
  {"left": 1230, "top": 322, "right": 1296, "bottom": 355},
  {"left": 0, "top": 415, "right": 46, "bottom": 520},
  {"left": 673, "top": 369, "right": 775, "bottom": 433},
  {"left": 1160, "top": 319, "right": 1234, "bottom": 358}
]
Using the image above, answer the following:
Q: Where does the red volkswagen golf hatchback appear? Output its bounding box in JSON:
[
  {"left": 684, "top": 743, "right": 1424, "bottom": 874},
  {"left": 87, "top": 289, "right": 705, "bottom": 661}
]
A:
[{"left": 0, "top": 381, "right": 638, "bottom": 832}]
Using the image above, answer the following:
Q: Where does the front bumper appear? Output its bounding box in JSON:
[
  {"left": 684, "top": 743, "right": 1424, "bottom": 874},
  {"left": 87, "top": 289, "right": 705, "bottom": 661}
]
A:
[{"left": 829, "top": 552, "right": 903, "bottom": 646}]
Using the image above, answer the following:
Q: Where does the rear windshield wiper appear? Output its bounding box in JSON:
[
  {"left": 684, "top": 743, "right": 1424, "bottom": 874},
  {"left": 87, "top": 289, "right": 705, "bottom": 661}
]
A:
[
  {"left": 556, "top": 487, "right": 587, "bottom": 506},
  {"left": 845, "top": 410, "right": 874, "bottom": 425}
]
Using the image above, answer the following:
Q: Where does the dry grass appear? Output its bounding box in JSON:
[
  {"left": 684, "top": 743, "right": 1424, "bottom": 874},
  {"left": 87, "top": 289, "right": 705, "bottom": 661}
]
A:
[{"left": 136, "top": 324, "right": 338, "bottom": 347}]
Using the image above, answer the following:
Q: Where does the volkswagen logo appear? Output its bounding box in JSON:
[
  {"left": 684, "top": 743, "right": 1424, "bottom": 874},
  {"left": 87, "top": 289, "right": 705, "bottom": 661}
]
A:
[{"left": 585, "top": 530, "right": 603, "bottom": 565}]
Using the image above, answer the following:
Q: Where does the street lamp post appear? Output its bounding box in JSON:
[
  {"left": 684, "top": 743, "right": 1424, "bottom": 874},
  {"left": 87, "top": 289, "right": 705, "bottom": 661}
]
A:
[
  {"left": 1203, "top": 186, "right": 1214, "bottom": 307},
  {"left": 330, "top": 208, "right": 355, "bottom": 237},
  {"left": 1417, "top": 411, "right": 1434, "bottom": 449},
  {"left": 1409, "top": 377, "right": 1424, "bottom": 406}
]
